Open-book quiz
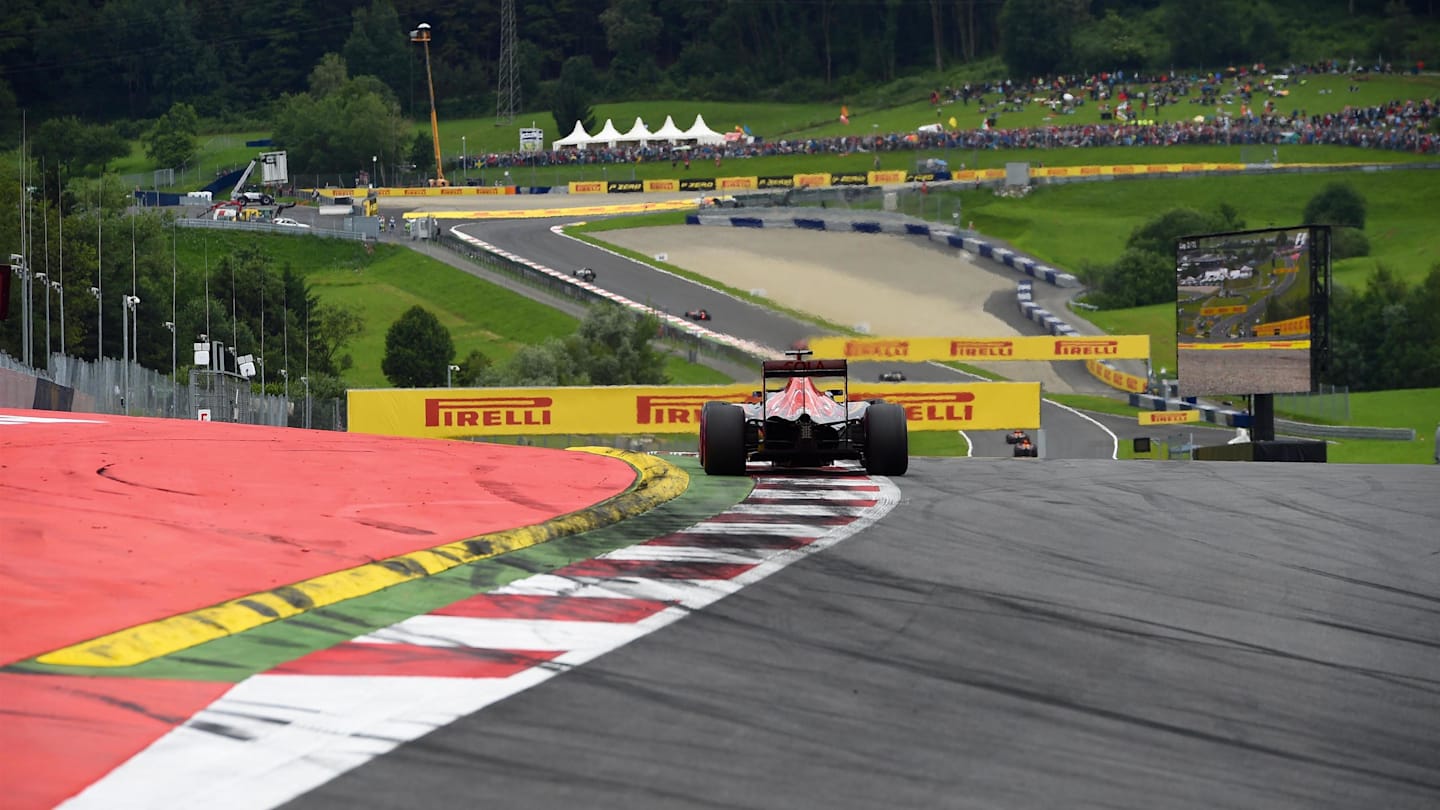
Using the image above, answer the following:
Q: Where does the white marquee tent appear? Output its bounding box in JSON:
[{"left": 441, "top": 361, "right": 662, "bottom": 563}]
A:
[
  {"left": 650, "top": 115, "right": 687, "bottom": 143},
  {"left": 617, "top": 117, "right": 654, "bottom": 145},
  {"left": 588, "top": 118, "right": 625, "bottom": 148},
  {"left": 551, "top": 120, "right": 592, "bottom": 150},
  {"left": 681, "top": 114, "right": 726, "bottom": 146}
]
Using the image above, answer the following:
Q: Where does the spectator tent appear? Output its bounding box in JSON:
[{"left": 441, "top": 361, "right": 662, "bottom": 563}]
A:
[
  {"left": 589, "top": 118, "right": 625, "bottom": 149},
  {"left": 618, "top": 117, "right": 654, "bottom": 146},
  {"left": 651, "top": 115, "right": 688, "bottom": 144},
  {"left": 552, "top": 121, "right": 592, "bottom": 150},
  {"left": 682, "top": 114, "right": 726, "bottom": 146}
]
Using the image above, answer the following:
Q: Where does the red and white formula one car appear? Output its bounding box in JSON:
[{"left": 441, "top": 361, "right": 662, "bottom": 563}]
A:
[{"left": 698, "top": 349, "right": 908, "bottom": 476}]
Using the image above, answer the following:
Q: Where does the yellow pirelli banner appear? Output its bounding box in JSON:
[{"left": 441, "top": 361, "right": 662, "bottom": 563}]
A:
[
  {"left": 347, "top": 382, "right": 1041, "bottom": 438},
  {"left": 792, "top": 173, "right": 832, "bottom": 188},
  {"left": 1253, "top": 315, "right": 1310, "bottom": 337},
  {"left": 868, "top": 170, "right": 909, "bottom": 185},
  {"left": 806, "top": 334, "right": 1149, "bottom": 362},
  {"left": 1178, "top": 340, "right": 1311, "bottom": 351},
  {"left": 1139, "top": 410, "right": 1200, "bottom": 425},
  {"left": 568, "top": 180, "right": 608, "bottom": 194},
  {"left": 354, "top": 186, "right": 518, "bottom": 197},
  {"left": 1199, "top": 304, "right": 1248, "bottom": 316},
  {"left": 715, "top": 176, "right": 758, "bottom": 191},
  {"left": 644, "top": 179, "right": 679, "bottom": 192},
  {"left": 1086, "top": 359, "right": 1149, "bottom": 393}
]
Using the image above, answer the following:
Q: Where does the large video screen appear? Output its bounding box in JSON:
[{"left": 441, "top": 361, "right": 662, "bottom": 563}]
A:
[{"left": 1175, "top": 225, "right": 1329, "bottom": 397}]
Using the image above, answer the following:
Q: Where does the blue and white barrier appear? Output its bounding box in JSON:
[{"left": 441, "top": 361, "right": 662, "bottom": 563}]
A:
[{"left": 687, "top": 207, "right": 1080, "bottom": 288}]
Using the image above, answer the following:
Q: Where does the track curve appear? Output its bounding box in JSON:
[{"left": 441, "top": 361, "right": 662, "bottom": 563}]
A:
[
  {"left": 292, "top": 458, "right": 1440, "bottom": 810},
  {"left": 457, "top": 215, "right": 1115, "bottom": 459}
]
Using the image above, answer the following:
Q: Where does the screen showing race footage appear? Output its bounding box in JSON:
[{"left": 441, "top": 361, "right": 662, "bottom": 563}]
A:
[{"left": 1175, "top": 225, "right": 1324, "bottom": 397}]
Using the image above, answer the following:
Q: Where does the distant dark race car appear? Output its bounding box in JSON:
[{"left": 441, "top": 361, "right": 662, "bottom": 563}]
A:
[
  {"left": 684, "top": 308, "right": 712, "bottom": 321},
  {"left": 574, "top": 267, "right": 596, "bottom": 282},
  {"left": 1013, "top": 436, "right": 1038, "bottom": 457},
  {"left": 878, "top": 370, "right": 906, "bottom": 382},
  {"left": 698, "top": 349, "right": 908, "bottom": 476},
  {"left": 1006, "top": 429, "right": 1029, "bottom": 445}
]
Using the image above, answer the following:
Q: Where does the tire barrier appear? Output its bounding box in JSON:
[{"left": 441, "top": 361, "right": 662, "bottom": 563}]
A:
[{"left": 686, "top": 205, "right": 1079, "bottom": 288}]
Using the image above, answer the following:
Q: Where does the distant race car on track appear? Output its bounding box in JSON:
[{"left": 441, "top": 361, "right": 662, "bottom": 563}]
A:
[
  {"left": 574, "top": 267, "right": 596, "bottom": 282},
  {"left": 698, "top": 349, "right": 908, "bottom": 476},
  {"left": 1006, "top": 429, "right": 1029, "bottom": 445},
  {"left": 879, "top": 370, "right": 906, "bottom": 382},
  {"left": 685, "top": 308, "right": 712, "bottom": 321},
  {"left": 1014, "top": 437, "right": 1038, "bottom": 457}
]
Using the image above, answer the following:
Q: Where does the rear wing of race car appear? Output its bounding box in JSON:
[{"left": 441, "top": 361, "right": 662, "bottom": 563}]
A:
[{"left": 761, "top": 358, "right": 848, "bottom": 379}]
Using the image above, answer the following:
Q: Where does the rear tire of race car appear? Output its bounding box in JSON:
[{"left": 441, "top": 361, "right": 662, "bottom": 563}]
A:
[
  {"left": 700, "top": 401, "right": 747, "bottom": 476},
  {"left": 864, "top": 402, "right": 908, "bottom": 476}
]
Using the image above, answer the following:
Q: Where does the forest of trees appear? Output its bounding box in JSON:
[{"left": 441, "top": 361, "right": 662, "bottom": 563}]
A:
[{"left": 1, "top": 0, "right": 1437, "bottom": 140}]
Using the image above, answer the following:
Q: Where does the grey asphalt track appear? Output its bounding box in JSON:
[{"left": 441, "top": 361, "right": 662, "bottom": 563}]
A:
[
  {"left": 455, "top": 216, "right": 1117, "bottom": 459},
  {"left": 288, "top": 459, "right": 1440, "bottom": 810}
]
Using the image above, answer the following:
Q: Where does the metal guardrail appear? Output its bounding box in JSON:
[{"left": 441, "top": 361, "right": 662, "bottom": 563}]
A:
[
  {"left": 175, "top": 217, "right": 368, "bottom": 240},
  {"left": 1276, "top": 419, "right": 1414, "bottom": 441},
  {"left": 437, "top": 231, "right": 765, "bottom": 371}
]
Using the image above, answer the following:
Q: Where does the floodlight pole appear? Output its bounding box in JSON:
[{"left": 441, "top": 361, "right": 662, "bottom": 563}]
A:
[{"left": 410, "top": 23, "right": 446, "bottom": 186}]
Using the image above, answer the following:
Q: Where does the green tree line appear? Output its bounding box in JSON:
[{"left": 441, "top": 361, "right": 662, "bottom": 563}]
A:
[{"left": 2, "top": 0, "right": 1436, "bottom": 142}]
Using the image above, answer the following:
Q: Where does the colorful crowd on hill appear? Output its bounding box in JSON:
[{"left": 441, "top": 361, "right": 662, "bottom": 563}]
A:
[{"left": 462, "top": 61, "right": 1436, "bottom": 177}]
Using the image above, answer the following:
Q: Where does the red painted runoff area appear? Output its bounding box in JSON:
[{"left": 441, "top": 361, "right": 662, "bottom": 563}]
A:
[
  {"left": 0, "top": 409, "right": 635, "bottom": 666},
  {"left": 0, "top": 672, "right": 231, "bottom": 809}
]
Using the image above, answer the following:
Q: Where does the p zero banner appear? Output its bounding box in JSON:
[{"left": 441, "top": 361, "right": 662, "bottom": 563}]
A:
[
  {"left": 831, "top": 173, "right": 869, "bottom": 186},
  {"left": 606, "top": 180, "right": 644, "bottom": 193},
  {"left": 568, "top": 181, "right": 607, "bottom": 195},
  {"left": 806, "top": 335, "right": 1150, "bottom": 362},
  {"left": 347, "top": 382, "right": 1042, "bottom": 438},
  {"left": 679, "top": 178, "right": 717, "bottom": 191},
  {"left": 758, "top": 175, "right": 795, "bottom": 189}
]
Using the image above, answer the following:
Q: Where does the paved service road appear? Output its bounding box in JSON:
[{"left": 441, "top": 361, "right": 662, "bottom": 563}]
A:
[
  {"left": 459, "top": 217, "right": 1118, "bottom": 460},
  {"left": 290, "top": 459, "right": 1440, "bottom": 810}
]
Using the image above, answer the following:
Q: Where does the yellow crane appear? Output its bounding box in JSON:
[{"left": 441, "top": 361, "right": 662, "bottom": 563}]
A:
[{"left": 409, "top": 22, "right": 446, "bottom": 186}]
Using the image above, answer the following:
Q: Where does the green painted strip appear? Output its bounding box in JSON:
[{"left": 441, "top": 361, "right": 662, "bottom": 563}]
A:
[
  {"left": 10, "top": 456, "right": 752, "bottom": 681},
  {"left": 31, "top": 448, "right": 686, "bottom": 669}
]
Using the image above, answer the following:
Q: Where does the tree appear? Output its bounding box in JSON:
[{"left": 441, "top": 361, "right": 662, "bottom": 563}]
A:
[
  {"left": 342, "top": 0, "right": 411, "bottom": 99},
  {"left": 382, "top": 306, "right": 454, "bottom": 387},
  {"left": 457, "top": 348, "right": 492, "bottom": 386},
  {"left": 998, "top": 0, "right": 1088, "bottom": 77},
  {"left": 600, "top": 0, "right": 663, "bottom": 93},
  {"left": 311, "top": 302, "right": 365, "bottom": 375},
  {"left": 552, "top": 56, "right": 599, "bottom": 139},
  {"left": 143, "top": 102, "right": 200, "bottom": 169},
  {"left": 271, "top": 71, "right": 411, "bottom": 175},
  {"left": 568, "top": 304, "right": 669, "bottom": 385},
  {"left": 1303, "top": 182, "right": 1367, "bottom": 230}
]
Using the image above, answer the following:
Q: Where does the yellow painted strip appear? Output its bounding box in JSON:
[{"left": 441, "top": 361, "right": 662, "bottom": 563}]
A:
[
  {"left": 36, "top": 448, "right": 688, "bottom": 668},
  {"left": 402, "top": 199, "right": 699, "bottom": 220},
  {"left": 1178, "top": 340, "right": 1311, "bottom": 351}
]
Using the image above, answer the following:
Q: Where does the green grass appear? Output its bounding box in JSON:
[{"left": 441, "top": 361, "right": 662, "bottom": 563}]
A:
[
  {"left": 307, "top": 247, "right": 580, "bottom": 388},
  {"left": 1083, "top": 303, "right": 1177, "bottom": 373},
  {"left": 132, "top": 71, "right": 1439, "bottom": 190},
  {"left": 910, "top": 430, "right": 971, "bottom": 457},
  {"left": 1324, "top": 387, "right": 1440, "bottom": 464},
  {"left": 950, "top": 168, "right": 1440, "bottom": 288},
  {"left": 173, "top": 230, "right": 724, "bottom": 389},
  {"left": 1047, "top": 393, "right": 1146, "bottom": 419},
  {"left": 663, "top": 354, "right": 734, "bottom": 385}
]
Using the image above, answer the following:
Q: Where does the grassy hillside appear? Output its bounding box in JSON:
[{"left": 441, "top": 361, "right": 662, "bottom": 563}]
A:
[{"left": 172, "top": 230, "right": 729, "bottom": 388}]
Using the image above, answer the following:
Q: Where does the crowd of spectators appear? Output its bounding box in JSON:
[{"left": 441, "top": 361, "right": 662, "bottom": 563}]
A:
[{"left": 460, "top": 62, "right": 1436, "bottom": 178}]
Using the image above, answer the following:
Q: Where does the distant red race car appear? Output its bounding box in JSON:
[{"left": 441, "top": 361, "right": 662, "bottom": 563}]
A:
[
  {"left": 698, "top": 349, "right": 908, "bottom": 476},
  {"left": 684, "top": 308, "right": 711, "bottom": 321}
]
